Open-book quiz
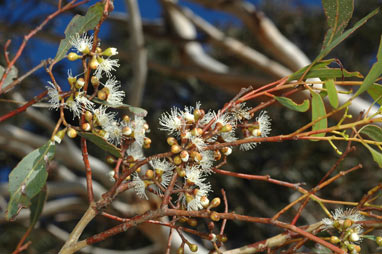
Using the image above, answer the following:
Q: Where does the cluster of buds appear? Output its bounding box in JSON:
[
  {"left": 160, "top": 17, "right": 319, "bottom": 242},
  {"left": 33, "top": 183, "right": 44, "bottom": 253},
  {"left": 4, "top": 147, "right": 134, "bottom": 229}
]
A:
[{"left": 322, "top": 208, "right": 364, "bottom": 253}]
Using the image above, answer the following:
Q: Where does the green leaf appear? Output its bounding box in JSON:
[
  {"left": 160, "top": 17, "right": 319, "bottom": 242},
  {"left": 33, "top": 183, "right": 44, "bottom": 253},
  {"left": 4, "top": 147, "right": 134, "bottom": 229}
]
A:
[
  {"left": 7, "top": 141, "right": 55, "bottom": 220},
  {"left": 78, "top": 132, "right": 121, "bottom": 158},
  {"left": 29, "top": 185, "right": 47, "bottom": 228},
  {"left": 0, "top": 65, "right": 18, "bottom": 92},
  {"left": 355, "top": 36, "right": 382, "bottom": 97},
  {"left": 367, "top": 83, "right": 382, "bottom": 104},
  {"left": 93, "top": 98, "right": 148, "bottom": 117},
  {"left": 321, "top": 0, "right": 354, "bottom": 50},
  {"left": 315, "top": 8, "right": 379, "bottom": 62},
  {"left": 363, "top": 143, "right": 382, "bottom": 168},
  {"left": 287, "top": 59, "right": 334, "bottom": 81},
  {"left": 359, "top": 124, "right": 382, "bottom": 142},
  {"left": 275, "top": 96, "right": 310, "bottom": 112},
  {"left": 55, "top": 3, "right": 104, "bottom": 62},
  {"left": 325, "top": 79, "right": 339, "bottom": 108},
  {"left": 311, "top": 90, "right": 327, "bottom": 138},
  {"left": 290, "top": 68, "right": 362, "bottom": 81}
]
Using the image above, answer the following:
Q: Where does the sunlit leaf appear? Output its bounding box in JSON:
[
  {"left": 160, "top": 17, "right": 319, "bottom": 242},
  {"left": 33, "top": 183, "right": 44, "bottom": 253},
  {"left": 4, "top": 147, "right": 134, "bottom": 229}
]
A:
[
  {"left": 78, "top": 132, "right": 121, "bottom": 158},
  {"left": 0, "top": 65, "right": 18, "bottom": 93},
  {"left": 355, "top": 36, "right": 382, "bottom": 97},
  {"left": 311, "top": 90, "right": 327, "bottom": 138},
  {"left": 359, "top": 124, "right": 382, "bottom": 142},
  {"left": 363, "top": 143, "right": 382, "bottom": 168},
  {"left": 321, "top": 0, "right": 354, "bottom": 50},
  {"left": 325, "top": 79, "right": 339, "bottom": 108},
  {"left": 275, "top": 96, "right": 310, "bottom": 112},
  {"left": 7, "top": 141, "right": 55, "bottom": 220},
  {"left": 55, "top": 3, "right": 104, "bottom": 62}
]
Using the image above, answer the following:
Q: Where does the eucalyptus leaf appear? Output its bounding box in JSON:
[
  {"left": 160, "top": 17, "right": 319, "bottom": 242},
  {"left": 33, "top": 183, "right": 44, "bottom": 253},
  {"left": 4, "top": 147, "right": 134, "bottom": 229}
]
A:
[
  {"left": 78, "top": 132, "right": 121, "bottom": 158},
  {"left": 325, "top": 79, "right": 339, "bottom": 108},
  {"left": 287, "top": 59, "right": 334, "bottom": 81},
  {"left": 321, "top": 0, "right": 354, "bottom": 50},
  {"left": 363, "top": 143, "right": 382, "bottom": 168},
  {"left": 93, "top": 98, "right": 148, "bottom": 117},
  {"left": 354, "top": 36, "right": 382, "bottom": 97},
  {"left": 315, "top": 8, "right": 379, "bottom": 62},
  {"left": 359, "top": 124, "right": 382, "bottom": 142},
  {"left": 29, "top": 186, "right": 47, "bottom": 228},
  {"left": 55, "top": 3, "right": 104, "bottom": 62},
  {"left": 311, "top": 90, "right": 327, "bottom": 138},
  {"left": 275, "top": 96, "right": 310, "bottom": 112},
  {"left": 7, "top": 141, "right": 55, "bottom": 220},
  {"left": 367, "top": 83, "right": 382, "bottom": 104}
]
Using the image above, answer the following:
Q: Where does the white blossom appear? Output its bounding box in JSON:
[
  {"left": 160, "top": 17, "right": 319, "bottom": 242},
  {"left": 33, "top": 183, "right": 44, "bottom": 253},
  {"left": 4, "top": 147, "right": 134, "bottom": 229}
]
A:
[
  {"left": 69, "top": 33, "right": 93, "bottom": 53},
  {"left": 46, "top": 81, "right": 61, "bottom": 110},
  {"left": 150, "top": 158, "right": 175, "bottom": 174},
  {"left": 159, "top": 107, "right": 183, "bottom": 135},
  {"left": 94, "top": 57, "right": 120, "bottom": 78},
  {"left": 126, "top": 142, "right": 145, "bottom": 160},
  {"left": 131, "top": 173, "right": 148, "bottom": 199},
  {"left": 103, "top": 77, "right": 125, "bottom": 106}
]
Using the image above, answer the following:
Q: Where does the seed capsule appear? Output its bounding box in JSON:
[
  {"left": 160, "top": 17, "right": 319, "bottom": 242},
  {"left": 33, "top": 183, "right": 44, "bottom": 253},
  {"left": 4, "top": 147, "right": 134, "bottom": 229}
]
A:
[{"left": 67, "top": 127, "right": 77, "bottom": 138}]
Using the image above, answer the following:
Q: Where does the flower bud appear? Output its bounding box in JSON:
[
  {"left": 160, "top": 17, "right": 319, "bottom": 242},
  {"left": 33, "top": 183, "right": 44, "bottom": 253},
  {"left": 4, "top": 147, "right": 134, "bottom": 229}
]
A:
[
  {"left": 176, "top": 166, "right": 186, "bottom": 177},
  {"left": 96, "top": 47, "right": 102, "bottom": 54},
  {"left": 91, "top": 76, "right": 99, "bottom": 87},
  {"left": 122, "top": 115, "right": 130, "bottom": 123},
  {"left": 188, "top": 244, "right": 198, "bottom": 253},
  {"left": 84, "top": 111, "right": 93, "bottom": 122},
  {"left": 67, "top": 52, "right": 80, "bottom": 61},
  {"left": 89, "top": 56, "right": 99, "bottom": 69},
  {"left": 210, "top": 211, "right": 220, "bottom": 221},
  {"left": 214, "top": 150, "right": 222, "bottom": 160},
  {"left": 122, "top": 126, "right": 132, "bottom": 136},
  {"left": 349, "top": 232, "right": 360, "bottom": 242},
  {"left": 145, "top": 169, "right": 154, "bottom": 179},
  {"left": 173, "top": 155, "right": 182, "bottom": 165},
  {"left": 377, "top": 236, "right": 382, "bottom": 246},
  {"left": 221, "top": 147, "right": 232, "bottom": 156},
  {"left": 102, "top": 47, "right": 118, "bottom": 57},
  {"left": 167, "top": 137, "right": 177, "bottom": 146},
  {"left": 210, "top": 197, "right": 221, "bottom": 208},
  {"left": 187, "top": 218, "right": 198, "bottom": 227},
  {"left": 200, "top": 196, "right": 210, "bottom": 208},
  {"left": 343, "top": 219, "right": 353, "bottom": 229},
  {"left": 171, "top": 144, "right": 182, "bottom": 154},
  {"left": 97, "top": 90, "right": 107, "bottom": 101},
  {"left": 180, "top": 150, "right": 189, "bottom": 162},
  {"left": 221, "top": 124, "right": 233, "bottom": 133},
  {"left": 67, "top": 127, "right": 77, "bottom": 138},
  {"left": 330, "top": 236, "right": 340, "bottom": 244},
  {"left": 194, "top": 109, "right": 204, "bottom": 121},
  {"left": 106, "top": 155, "right": 116, "bottom": 165},
  {"left": 75, "top": 77, "right": 85, "bottom": 90},
  {"left": 218, "top": 235, "right": 228, "bottom": 243},
  {"left": 53, "top": 128, "right": 67, "bottom": 144},
  {"left": 81, "top": 122, "right": 91, "bottom": 131},
  {"left": 252, "top": 129, "right": 261, "bottom": 137},
  {"left": 176, "top": 246, "right": 184, "bottom": 254}
]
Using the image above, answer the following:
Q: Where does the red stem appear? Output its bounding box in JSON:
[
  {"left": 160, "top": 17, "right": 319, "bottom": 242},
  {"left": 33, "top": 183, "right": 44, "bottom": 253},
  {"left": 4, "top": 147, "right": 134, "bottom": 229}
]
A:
[
  {"left": 81, "top": 137, "right": 94, "bottom": 203},
  {"left": 0, "top": 90, "right": 47, "bottom": 122}
]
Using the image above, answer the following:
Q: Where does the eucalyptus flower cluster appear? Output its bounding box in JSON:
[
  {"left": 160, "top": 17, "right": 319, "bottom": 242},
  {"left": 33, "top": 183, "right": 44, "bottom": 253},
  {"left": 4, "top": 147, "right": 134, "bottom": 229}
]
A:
[
  {"left": 129, "top": 101, "right": 271, "bottom": 211},
  {"left": 47, "top": 33, "right": 149, "bottom": 149},
  {"left": 320, "top": 208, "right": 364, "bottom": 253}
]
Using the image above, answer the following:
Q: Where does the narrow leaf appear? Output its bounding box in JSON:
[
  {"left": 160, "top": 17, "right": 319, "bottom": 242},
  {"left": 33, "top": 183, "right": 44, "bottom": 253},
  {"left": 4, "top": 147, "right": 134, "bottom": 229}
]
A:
[
  {"left": 78, "top": 132, "right": 121, "bottom": 158},
  {"left": 292, "top": 68, "right": 361, "bottom": 81},
  {"left": 363, "top": 143, "right": 382, "bottom": 168},
  {"left": 92, "top": 98, "right": 148, "bottom": 117},
  {"left": 7, "top": 141, "right": 55, "bottom": 220},
  {"left": 354, "top": 36, "right": 382, "bottom": 97},
  {"left": 29, "top": 186, "right": 47, "bottom": 228},
  {"left": 359, "top": 124, "right": 382, "bottom": 142},
  {"left": 367, "top": 83, "right": 382, "bottom": 104},
  {"left": 55, "top": 3, "right": 104, "bottom": 62},
  {"left": 321, "top": 0, "right": 354, "bottom": 49},
  {"left": 287, "top": 59, "right": 334, "bottom": 81},
  {"left": 316, "top": 8, "right": 379, "bottom": 62},
  {"left": 325, "top": 79, "right": 339, "bottom": 108},
  {"left": 311, "top": 90, "right": 327, "bottom": 138},
  {"left": 0, "top": 65, "right": 18, "bottom": 92},
  {"left": 275, "top": 96, "right": 310, "bottom": 112}
]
